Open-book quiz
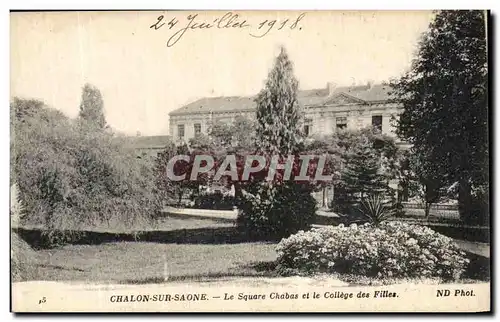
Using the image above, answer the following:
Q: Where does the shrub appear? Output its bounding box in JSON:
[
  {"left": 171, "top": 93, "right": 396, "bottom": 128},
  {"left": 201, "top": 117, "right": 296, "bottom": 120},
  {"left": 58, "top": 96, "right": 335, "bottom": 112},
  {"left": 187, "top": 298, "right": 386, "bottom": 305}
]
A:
[
  {"left": 237, "top": 182, "right": 317, "bottom": 240},
  {"left": 193, "top": 192, "right": 236, "bottom": 210},
  {"left": 11, "top": 232, "right": 39, "bottom": 282},
  {"left": 11, "top": 98, "right": 160, "bottom": 245},
  {"left": 276, "top": 221, "right": 470, "bottom": 280}
]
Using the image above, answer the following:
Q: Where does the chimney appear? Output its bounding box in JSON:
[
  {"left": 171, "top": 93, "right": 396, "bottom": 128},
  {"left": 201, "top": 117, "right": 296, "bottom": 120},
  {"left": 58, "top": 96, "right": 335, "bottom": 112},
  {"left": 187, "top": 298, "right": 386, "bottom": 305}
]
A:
[{"left": 327, "top": 82, "right": 337, "bottom": 96}]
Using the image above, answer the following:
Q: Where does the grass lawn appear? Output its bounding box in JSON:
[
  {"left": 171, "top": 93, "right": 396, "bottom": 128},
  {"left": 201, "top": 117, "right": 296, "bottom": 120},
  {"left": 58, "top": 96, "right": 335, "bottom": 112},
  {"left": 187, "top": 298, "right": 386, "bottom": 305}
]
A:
[
  {"left": 14, "top": 213, "right": 490, "bottom": 286},
  {"left": 16, "top": 215, "right": 279, "bottom": 284},
  {"left": 30, "top": 242, "right": 278, "bottom": 284}
]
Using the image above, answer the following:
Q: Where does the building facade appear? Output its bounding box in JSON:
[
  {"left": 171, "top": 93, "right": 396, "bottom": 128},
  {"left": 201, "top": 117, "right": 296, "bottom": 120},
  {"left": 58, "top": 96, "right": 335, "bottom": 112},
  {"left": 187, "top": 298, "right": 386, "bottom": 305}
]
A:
[
  {"left": 161, "top": 82, "right": 410, "bottom": 207},
  {"left": 169, "top": 82, "right": 405, "bottom": 145}
]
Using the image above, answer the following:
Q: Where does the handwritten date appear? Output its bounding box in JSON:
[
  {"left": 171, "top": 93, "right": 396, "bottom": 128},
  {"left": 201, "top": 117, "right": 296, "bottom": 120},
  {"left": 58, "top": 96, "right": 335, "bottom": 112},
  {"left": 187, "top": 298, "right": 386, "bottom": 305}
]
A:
[{"left": 150, "top": 12, "right": 306, "bottom": 47}]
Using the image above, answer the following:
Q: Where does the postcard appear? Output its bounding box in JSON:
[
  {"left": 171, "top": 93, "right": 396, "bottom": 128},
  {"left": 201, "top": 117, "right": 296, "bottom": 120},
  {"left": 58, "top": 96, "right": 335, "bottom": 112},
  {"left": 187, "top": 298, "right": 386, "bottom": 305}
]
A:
[{"left": 10, "top": 10, "right": 490, "bottom": 313}]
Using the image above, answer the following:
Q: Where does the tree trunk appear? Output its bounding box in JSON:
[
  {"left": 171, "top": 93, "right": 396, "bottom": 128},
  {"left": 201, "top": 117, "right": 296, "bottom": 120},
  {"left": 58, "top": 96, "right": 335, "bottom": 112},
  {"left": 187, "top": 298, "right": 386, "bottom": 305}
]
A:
[
  {"left": 233, "top": 182, "right": 243, "bottom": 209},
  {"left": 322, "top": 187, "right": 328, "bottom": 208},
  {"left": 458, "top": 178, "right": 472, "bottom": 222},
  {"left": 424, "top": 202, "right": 431, "bottom": 219},
  {"left": 177, "top": 191, "right": 183, "bottom": 206},
  {"left": 233, "top": 182, "right": 242, "bottom": 199}
]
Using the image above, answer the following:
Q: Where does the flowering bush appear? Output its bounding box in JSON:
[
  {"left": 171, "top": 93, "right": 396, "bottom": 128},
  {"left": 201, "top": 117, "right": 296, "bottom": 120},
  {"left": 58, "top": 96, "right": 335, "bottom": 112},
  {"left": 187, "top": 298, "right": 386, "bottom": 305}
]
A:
[{"left": 276, "top": 222, "right": 470, "bottom": 280}]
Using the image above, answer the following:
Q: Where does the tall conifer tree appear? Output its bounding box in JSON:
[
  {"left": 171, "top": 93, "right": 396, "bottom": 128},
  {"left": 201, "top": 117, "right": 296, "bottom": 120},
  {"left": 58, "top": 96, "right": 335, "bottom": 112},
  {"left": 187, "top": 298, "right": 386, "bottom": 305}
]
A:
[
  {"left": 255, "top": 47, "right": 305, "bottom": 156},
  {"left": 237, "top": 47, "right": 317, "bottom": 239}
]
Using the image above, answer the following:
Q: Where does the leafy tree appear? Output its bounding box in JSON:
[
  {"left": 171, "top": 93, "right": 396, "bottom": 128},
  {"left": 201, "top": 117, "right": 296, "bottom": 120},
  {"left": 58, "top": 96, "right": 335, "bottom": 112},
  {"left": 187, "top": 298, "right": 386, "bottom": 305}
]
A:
[
  {"left": 407, "top": 152, "right": 447, "bottom": 218},
  {"left": 200, "top": 115, "right": 256, "bottom": 151},
  {"left": 391, "top": 10, "right": 488, "bottom": 222},
  {"left": 188, "top": 133, "right": 213, "bottom": 151},
  {"left": 207, "top": 122, "right": 233, "bottom": 149},
  {"left": 11, "top": 98, "right": 160, "bottom": 245},
  {"left": 10, "top": 98, "right": 67, "bottom": 183},
  {"left": 335, "top": 127, "right": 400, "bottom": 176},
  {"left": 231, "top": 115, "right": 256, "bottom": 150},
  {"left": 78, "top": 83, "right": 107, "bottom": 129},
  {"left": 155, "top": 142, "right": 214, "bottom": 206},
  {"left": 10, "top": 97, "right": 47, "bottom": 127},
  {"left": 154, "top": 141, "right": 178, "bottom": 203}
]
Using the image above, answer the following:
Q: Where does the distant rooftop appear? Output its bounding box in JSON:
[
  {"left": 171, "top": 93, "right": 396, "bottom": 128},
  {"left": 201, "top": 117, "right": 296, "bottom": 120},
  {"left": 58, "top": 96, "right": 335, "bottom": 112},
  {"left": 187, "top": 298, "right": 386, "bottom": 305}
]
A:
[
  {"left": 169, "top": 83, "right": 393, "bottom": 116},
  {"left": 124, "top": 135, "right": 173, "bottom": 150}
]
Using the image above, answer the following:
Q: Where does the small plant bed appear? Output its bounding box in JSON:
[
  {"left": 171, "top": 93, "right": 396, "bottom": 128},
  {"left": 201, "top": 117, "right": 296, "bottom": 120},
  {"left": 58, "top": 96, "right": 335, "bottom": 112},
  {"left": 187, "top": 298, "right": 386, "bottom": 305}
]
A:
[{"left": 275, "top": 222, "right": 480, "bottom": 282}]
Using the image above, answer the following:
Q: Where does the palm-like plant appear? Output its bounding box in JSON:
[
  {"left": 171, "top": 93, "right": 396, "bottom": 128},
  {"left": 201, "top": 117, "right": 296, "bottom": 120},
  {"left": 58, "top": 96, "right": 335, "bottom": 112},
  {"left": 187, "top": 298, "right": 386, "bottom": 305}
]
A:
[{"left": 356, "top": 194, "right": 395, "bottom": 226}]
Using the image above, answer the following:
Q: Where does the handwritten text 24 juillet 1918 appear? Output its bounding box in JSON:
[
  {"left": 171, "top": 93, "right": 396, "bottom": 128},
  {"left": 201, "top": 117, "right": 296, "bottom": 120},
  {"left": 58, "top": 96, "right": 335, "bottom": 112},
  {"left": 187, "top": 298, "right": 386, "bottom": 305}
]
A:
[{"left": 150, "top": 12, "right": 307, "bottom": 47}]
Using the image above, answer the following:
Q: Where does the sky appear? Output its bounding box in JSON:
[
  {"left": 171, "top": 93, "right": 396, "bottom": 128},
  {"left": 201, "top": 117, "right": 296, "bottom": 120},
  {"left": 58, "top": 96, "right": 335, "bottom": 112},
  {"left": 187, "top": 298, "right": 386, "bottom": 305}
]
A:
[{"left": 10, "top": 11, "right": 435, "bottom": 136}]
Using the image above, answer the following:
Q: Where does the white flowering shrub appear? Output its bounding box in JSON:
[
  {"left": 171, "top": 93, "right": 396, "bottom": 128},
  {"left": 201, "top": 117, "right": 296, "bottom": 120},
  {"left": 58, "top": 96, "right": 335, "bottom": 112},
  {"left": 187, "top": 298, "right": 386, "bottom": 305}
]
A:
[{"left": 276, "top": 222, "right": 470, "bottom": 280}]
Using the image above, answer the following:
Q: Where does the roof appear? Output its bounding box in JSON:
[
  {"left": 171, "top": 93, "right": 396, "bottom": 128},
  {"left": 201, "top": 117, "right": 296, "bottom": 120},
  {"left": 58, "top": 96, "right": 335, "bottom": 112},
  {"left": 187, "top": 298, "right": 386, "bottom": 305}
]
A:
[
  {"left": 124, "top": 135, "right": 173, "bottom": 149},
  {"left": 169, "top": 84, "right": 392, "bottom": 116},
  {"left": 331, "top": 84, "right": 392, "bottom": 103}
]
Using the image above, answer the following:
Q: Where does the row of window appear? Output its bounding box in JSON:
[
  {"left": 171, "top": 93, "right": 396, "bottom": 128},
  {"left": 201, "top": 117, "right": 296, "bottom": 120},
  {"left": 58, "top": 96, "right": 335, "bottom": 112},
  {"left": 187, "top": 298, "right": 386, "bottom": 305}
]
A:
[
  {"left": 303, "top": 115, "right": 383, "bottom": 136},
  {"left": 177, "top": 123, "right": 202, "bottom": 138},
  {"left": 177, "top": 115, "right": 384, "bottom": 138}
]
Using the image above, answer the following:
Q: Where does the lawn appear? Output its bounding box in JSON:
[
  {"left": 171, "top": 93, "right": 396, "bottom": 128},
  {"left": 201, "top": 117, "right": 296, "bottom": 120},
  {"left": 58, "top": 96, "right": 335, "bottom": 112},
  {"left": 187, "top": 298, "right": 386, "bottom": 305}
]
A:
[
  {"left": 15, "top": 214, "right": 280, "bottom": 284},
  {"left": 28, "top": 242, "right": 278, "bottom": 284},
  {"left": 14, "top": 213, "right": 490, "bottom": 285}
]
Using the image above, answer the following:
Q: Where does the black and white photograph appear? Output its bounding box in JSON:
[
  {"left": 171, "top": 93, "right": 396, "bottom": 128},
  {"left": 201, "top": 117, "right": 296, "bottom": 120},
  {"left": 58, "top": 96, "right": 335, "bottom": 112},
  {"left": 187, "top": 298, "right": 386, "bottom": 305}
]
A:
[{"left": 10, "top": 10, "right": 490, "bottom": 312}]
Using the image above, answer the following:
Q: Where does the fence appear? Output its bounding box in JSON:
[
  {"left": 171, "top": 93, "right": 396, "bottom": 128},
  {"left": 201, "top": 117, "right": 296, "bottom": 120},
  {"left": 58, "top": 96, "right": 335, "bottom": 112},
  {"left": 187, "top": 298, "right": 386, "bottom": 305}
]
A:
[{"left": 401, "top": 202, "right": 458, "bottom": 211}]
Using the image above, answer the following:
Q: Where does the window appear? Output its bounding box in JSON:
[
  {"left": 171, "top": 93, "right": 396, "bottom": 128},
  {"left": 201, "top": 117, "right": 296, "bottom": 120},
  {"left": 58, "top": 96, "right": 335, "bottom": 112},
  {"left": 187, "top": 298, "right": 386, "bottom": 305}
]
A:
[
  {"left": 304, "top": 124, "right": 310, "bottom": 136},
  {"left": 304, "top": 118, "right": 312, "bottom": 136},
  {"left": 372, "top": 115, "right": 383, "bottom": 132},
  {"left": 177, "top": 124, "right": 185, "bottom": 138},
  {"left": 194, "top": 123, "right": 201, "bottom": 136},
  {"left": 336, "top": 117, "right": 347, "bottom": 130}
]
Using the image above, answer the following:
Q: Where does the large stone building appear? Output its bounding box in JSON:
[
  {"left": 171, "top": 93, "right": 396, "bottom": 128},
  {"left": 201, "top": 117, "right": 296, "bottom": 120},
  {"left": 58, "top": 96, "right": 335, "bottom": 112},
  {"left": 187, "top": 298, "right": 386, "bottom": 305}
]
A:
[
  {"left": 169, "top": 82, "right": 405, "bottom": 146},
  {"left": 132, "top": 82, "right": 410, "bottom": 207}
]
